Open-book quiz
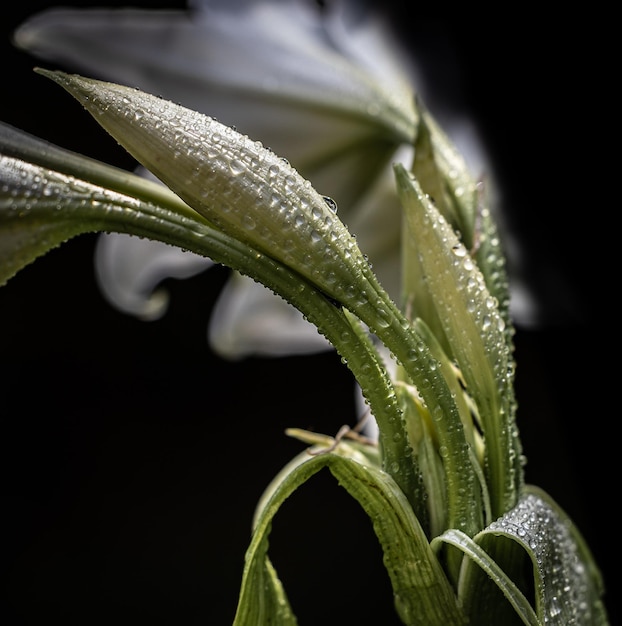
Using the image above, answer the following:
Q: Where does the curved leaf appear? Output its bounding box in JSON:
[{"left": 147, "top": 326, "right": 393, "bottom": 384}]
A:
[
  {"left": 239, "top": 444, "right": 466, "bottom": 626},
  {"left": 434, "top": 488, "right": 609, "bottom": 625},
  {"left": 433, "top": 528, "right": 539, "bottom": 626},
  {"left": 0, "top": 161, "right": 197, "bottom": 287}
]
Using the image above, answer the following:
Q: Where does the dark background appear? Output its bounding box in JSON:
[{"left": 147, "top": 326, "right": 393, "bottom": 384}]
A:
[{"left": 1, "top": 2, "right": 615, "bottom": 624}]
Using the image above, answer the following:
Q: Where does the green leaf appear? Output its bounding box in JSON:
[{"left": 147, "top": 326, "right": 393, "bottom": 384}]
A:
[
  {"left": 405, "top": 107, "right": 475, "bottom": 351},
  {"left": 238, "top": 443, "right": 467, "bottom": 626},
  {"left": 432, "top": 528, "right": 539, "bottom": 626},
  {"left": 0, "top": 121, "right": 210, "bottom": 286},
  {"left": 413, "top": 109, "right": 478, "bottom": 247},
  {"left": 395, "top": 163, "right": 522, "bottom": 519},
  {"left": 434, "top": 487, "right": 609, "bottom": 625},
  {"left": 395, "top": 378, "right": 446, "bottom": 537},
  {"left": 234, "top": 552, "right": 298, "bottom": 626},
  {"left": 339, "top": 308, "right": 428, "bottom": 521},
  {"left": 416, "top": 110, "right": 513, "bottom": 338}
]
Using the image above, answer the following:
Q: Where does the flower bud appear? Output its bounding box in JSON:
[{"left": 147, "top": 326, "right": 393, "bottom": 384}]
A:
[{"left": 40, "top": 69, "right": 382, "bottom": 310}]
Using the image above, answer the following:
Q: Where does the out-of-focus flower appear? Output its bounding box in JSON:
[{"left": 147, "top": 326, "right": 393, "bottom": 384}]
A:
[{"left": 14, "top": 0, "right": 524, "bottom": 359}]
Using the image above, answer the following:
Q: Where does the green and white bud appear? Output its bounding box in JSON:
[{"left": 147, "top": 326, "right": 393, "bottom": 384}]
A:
[{"left": 38, "top": 69, "right": 390, "bottom": 317}]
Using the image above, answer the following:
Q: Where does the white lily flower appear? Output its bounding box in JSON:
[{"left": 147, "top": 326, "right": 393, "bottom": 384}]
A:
[{"left": 15, "top": 0, "right": 536, "bottom": 358}]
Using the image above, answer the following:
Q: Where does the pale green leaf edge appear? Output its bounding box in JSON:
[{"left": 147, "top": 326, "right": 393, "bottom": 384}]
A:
[{"left": 432, "top": 528, "right": 539, "bottom": 626}]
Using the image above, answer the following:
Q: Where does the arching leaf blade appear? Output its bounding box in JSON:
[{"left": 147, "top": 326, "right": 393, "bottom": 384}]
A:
[
  {"left": 436, "top": 488, "right": 609, "bottom": 626},
  {"left": 432, "top": 528, "right": 538, "bottom": 626},
  {"left": 0, "top": 153, "right": 203, "bottom": 286},
  {"left": 242, "top": 444, "right": 466, "bottom": 626},
  {"left": 1, "top": 125, "right": 419, "bottom": 511}
]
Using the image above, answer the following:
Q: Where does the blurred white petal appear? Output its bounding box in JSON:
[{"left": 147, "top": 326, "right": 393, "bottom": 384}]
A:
[
  {"left": 208, "top": 272, "right": 330, "bottom": 358},
  {"left": 92, "top": 164, "right": 213, "bottom": 320},
  {"left": 13, "top": 1, "right": 415, "bottom": 153},
  {"left": 94, "top": 233, "right": 212, "bottom": 321}
]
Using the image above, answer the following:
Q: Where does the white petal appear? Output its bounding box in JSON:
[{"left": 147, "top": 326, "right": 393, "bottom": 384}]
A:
[
  {"left": 321, "top": 0, "right": 422, "bottom": 98},
  {"left": 208, "top": 272, "right": 331, "bottom": 359},
  {"left": 13, "top": 1, "right": 416, "bottom": 155},
  {"left": 94, "top": 233, "right": 212, "bottom": 320}
]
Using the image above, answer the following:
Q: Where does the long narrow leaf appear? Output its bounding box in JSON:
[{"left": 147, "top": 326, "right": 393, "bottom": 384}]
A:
[
  {"left": 433, "top": 528, "right": 539, "bottom": 626},
  {"left": 395, "top": 163, "right": 522, "bottom": 519}
]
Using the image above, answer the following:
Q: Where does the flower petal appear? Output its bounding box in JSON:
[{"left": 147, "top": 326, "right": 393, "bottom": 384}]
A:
[
  {"left": 94, "top": 232, "right": 212, "bottom": 321},
  {"left": 13, "top": 1, "right": 416, "bottom": 152},
  {"left": 208, "top": 272, "right": 330, "bottom": 358}
]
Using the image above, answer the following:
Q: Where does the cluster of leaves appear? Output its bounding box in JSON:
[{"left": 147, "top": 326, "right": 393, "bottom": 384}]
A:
[{"left": 0, "top": 71, "right": 608, "bottom": 625}]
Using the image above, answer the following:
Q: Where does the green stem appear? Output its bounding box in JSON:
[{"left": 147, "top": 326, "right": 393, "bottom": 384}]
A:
[{"left": 340, "top": 266, "right": 484, "bottom": 541}]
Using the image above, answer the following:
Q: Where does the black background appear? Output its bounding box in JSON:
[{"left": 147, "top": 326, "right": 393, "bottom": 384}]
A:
[{"left": 1, "top": 2, "right": 615, "bottom": 624}]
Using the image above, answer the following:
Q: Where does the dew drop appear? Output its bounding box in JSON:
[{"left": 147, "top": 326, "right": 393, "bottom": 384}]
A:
[
  {"left": 323, "top": 196, "right": 338, "bottom": 212},
  {"left": 242, "top": 214, "right": 256, "bottom": 230},
  {"left": 229, "top": 159, "right": 245, "bottom": 176},
  {"left": 268, "top": 164, "right": 280, "bottom": 178}
]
